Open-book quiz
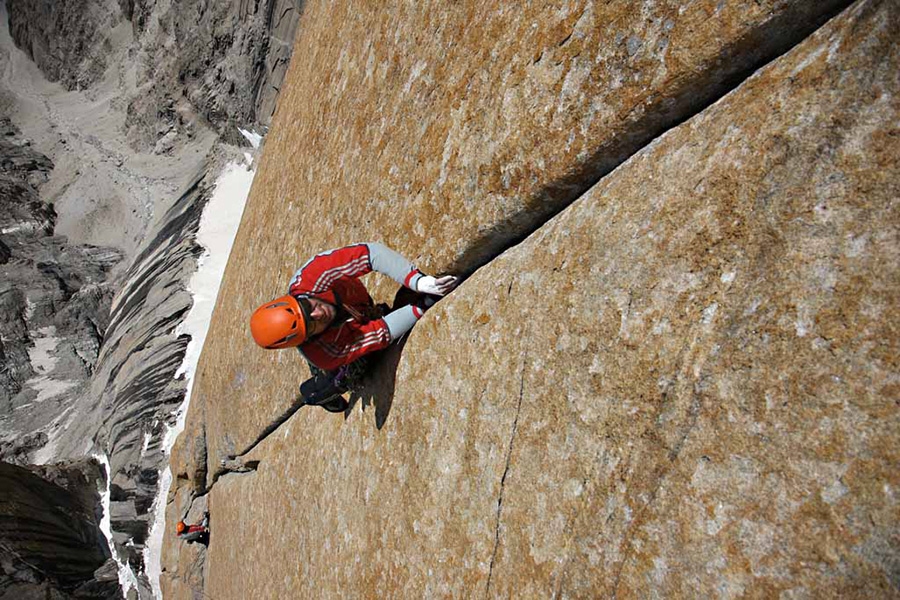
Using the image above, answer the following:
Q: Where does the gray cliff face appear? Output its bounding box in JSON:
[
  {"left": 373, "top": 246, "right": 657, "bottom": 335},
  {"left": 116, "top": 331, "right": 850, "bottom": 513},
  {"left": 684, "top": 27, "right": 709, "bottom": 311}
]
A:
[
  {"left": 90, "top": 174, "right": 210, "bottom": 579},
  {"left": 0, "top": 459, "right": 122, "bottom": 599},
  {"left": 2, "top": 162, "right": 215, "bottom": 595},
  {"left": 6, "top": 0, "right": 303, "bottom": 149},
  {"left": 0, "top": 119, "right": 122, "bottom": 459},
  {"left": 5, "top": 0, "right": 113, "bottom": 91},
  {"left": 121, "top": 0, "right": 303, "bottom": 148},
  {"left": 1, "top": 0, "right": 300, "bottom": 595},
  {"left": 0, "top": 137, "right": 213, "bottom": 589}
]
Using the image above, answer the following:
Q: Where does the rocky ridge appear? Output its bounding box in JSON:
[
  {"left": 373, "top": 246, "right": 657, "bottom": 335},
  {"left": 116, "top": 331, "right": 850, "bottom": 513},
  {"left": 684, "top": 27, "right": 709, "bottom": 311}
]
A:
[
  {"left": 0, "top": 118, "right": 122, "bottom": 462},
  {"left": 6, "top": 0, "right": 114, "bottom": 91},
  {"left": 2, "top": 0, "right": 301, "bottom": 596},
  {"left": 0, "top": 459, "right": 122, "bottom": 599},
  {"left": 45, "top": 169, "right": 213, "bottom": 594},
  {"left": 119, "top": 0, "right": 303, "bottom": 148},
  {"left": 165, "top": 0, "right": 898, "bottom": 597},
  {"left": 7, "top": 0, "right": 302, "bottom": 149}
]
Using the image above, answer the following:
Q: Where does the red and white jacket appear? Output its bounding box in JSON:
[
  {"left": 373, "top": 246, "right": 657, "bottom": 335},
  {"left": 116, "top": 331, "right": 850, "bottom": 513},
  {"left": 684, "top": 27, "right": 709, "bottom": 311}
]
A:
[{"left": 289, "top": 243, "right": 427, "bottom": 371}]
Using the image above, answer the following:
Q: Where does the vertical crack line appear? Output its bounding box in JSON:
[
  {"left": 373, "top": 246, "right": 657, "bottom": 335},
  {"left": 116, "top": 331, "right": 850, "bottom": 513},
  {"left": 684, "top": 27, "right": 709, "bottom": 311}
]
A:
[
  {"left": 611, "top": 385, "right": 703, "bottom": 598},
  {"left": 485, "top": 350, "right": 528, "bottom": 599}
]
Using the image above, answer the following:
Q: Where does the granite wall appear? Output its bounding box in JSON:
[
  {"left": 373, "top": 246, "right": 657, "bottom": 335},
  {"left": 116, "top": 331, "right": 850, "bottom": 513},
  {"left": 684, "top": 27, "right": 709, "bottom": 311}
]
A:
[{"left": 164, "top": 0, "right": 897, "bottom": 597}]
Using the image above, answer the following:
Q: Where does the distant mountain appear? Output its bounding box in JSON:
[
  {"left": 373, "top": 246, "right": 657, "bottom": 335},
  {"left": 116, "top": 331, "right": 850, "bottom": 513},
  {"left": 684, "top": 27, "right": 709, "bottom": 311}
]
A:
[{"left": 1, "top": 1, "right": 301, "bottom": 596}]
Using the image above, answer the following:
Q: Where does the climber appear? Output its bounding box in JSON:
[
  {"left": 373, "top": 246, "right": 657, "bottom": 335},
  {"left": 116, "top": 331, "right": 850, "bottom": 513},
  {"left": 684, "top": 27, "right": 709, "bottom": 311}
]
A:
[
  {"left": 175, "top": 516, "right": 209, "bottom": 545},
  {"left": 249, "top": 242, "right": 458, "bottom": 406}
]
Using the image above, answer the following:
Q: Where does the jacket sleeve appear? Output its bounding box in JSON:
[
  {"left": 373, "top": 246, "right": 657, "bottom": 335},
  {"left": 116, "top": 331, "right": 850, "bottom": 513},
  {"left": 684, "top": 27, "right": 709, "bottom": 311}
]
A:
[
  {"left": 288, "top": 242, "right": 423, "bottom": 296},
  {"left": 366, "top": 242, "right": 424, "bottom": 291},
  {"left": 383, "top": 304, "right": 425, "bottom": 340}
]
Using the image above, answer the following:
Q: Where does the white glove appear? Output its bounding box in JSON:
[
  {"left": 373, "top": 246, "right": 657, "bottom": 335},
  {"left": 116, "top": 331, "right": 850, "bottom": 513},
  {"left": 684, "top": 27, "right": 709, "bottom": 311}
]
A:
[{"left": 416, "top": 274, "right": 458, "bottom": 296}]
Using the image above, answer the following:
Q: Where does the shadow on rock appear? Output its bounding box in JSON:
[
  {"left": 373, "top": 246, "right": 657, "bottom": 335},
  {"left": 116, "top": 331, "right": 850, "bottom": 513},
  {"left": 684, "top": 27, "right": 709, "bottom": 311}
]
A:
[
  {"left": 345, "top": 338, "right": 406, "bottom": 429},
  {"left": 343, "top": 285, "right": 429, "bottom": 428}
]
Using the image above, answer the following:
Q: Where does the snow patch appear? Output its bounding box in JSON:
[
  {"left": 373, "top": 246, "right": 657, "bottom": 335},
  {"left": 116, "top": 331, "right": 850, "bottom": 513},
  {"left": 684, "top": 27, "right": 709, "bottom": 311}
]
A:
[
  {"left": 27, "top": 377, "right": 78, "bottom": 404},
  {"left": 144, "top": 160, "right": 254, "bottom": 599},
  {"left": 23, "top": 326, "right": 80, "bottom": 403},
  {"left": 32, "top": 406, "right": 75, "bottom": 464},
  {"left": 94, "top": 453, "right": 140, "bottom": 595},
  {"left": 141, "top": 430, "right": 153, "bottom": 458},
  {"left": 28, "top": 326, "right": 60, "bottom": 372},
  {"left": 239, "top": 128, "right": 263, "bottom": 149}
]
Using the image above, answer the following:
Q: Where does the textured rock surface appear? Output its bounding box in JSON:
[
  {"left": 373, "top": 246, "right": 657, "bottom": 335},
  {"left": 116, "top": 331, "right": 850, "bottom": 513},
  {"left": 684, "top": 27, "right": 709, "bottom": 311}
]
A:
[
  {"left": 0, "top": 459, "right": 121, "bottom": 599},
  {"left": 242, "top": 0, "right": 849, "bottom": 283},
  {"left": 120, "top": 0, "right": 304, "bottom": 148},
  {"left": 6, "top": 0, "right": 301, "bottom": 149},
  {"left": 5, "top": 0, "right": 114, "bottom": 91},
  {"left": 166, "top": 0, "right": 898, "bottom": 597},
  {"left": 0, "top": 156, "right": 217, "bottom": 595},
  {"left": 179, "top": 0, "right": 856, "bottom": 482},
  {"left": 2, "top": 0, "right": 302, "bottom": 592},
  {"left": 1, "top": 100, "right": 209, "bottom": 593},
  {"left": 0, "top": 119, "right": 121, "bottom": 456},
  {"left": 42, "top": 171, "right": 214, "bottom": 586},
  {"left": 157, "top": 488, "right": 209, "bottom": 599},
  {"left": 0, "top": 53, "right": 213, "bottom": 591}
]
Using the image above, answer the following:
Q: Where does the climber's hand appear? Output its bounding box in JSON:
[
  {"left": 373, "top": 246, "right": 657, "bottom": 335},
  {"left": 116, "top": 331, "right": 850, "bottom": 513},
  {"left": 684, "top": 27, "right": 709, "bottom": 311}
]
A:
[{"left": 416, "top": 275, "right": 458, "bottom": 296}]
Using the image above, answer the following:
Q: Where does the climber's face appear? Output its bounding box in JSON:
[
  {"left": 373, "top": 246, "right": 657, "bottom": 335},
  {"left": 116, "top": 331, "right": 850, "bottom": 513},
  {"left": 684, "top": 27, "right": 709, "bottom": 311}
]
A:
[{"left": 303, "top": 297, "right": 336, "bottom": 336}]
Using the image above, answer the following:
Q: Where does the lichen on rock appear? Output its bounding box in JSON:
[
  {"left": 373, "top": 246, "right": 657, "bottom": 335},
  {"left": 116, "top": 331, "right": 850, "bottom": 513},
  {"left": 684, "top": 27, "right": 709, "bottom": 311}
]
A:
[{"left": 166, "top": 0, "right": 898, "bottom": 597}]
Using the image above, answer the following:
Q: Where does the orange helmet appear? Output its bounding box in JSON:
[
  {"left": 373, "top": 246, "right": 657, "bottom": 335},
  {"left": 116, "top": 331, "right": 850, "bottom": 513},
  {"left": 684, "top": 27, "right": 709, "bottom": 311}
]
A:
[
  {"left": 249, "top": 295, "right": 309, "bottom": 349},
  {"left": 175, "top": 521, "right": 186, "bottom": 534}
]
